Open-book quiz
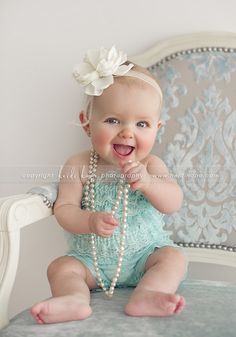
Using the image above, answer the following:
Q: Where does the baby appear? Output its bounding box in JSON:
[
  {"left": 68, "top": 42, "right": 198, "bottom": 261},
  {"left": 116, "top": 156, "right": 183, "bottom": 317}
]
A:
[{"left": 31, "top": 46, "right": 187, "bottom": 324}]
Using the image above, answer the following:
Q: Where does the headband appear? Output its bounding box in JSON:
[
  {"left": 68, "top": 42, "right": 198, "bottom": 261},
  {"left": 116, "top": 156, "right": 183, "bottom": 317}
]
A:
[
  {"left": 73, "top": 46, "right": 162, "bottom": 98},
  {"left": 123, "top": 70, "right": 163, "bottom": 100}
]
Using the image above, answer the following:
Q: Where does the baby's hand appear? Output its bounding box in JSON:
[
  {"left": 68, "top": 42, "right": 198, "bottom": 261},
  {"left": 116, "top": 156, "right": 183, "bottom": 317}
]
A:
[
  {"left": 121, "top": 161, "right": 151, "bottom": 192},
  {"left": 88, "top": 212, "right": 118, "bottom": 238}
]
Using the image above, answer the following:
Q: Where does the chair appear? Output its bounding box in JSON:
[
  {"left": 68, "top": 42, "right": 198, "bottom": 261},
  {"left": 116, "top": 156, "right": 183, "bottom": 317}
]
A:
[{"left": 1, "top": 32, "right": 236, "bottom": 337}]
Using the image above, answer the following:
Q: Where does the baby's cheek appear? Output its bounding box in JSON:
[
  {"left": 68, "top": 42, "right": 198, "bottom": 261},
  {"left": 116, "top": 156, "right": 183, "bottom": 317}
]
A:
[
  {"left": 92, "top": 126, "right": 108, "bottom": 141},
  {"left": 91, "top": 128, "right": 114, "bottom": 154},
  {"left": 93, "top": 132, "right": 110, "bottom": 145},
  {"left": 140, "top": 137, "right": 155, "bottom": 154}
]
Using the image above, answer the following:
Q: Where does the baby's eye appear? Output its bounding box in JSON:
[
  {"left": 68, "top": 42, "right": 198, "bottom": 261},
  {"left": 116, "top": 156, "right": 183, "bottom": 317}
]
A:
[
  {"left": 105, "top": 117, "right": 120, "bottom": 124},
  {"left": 137, "top": 121, "right": 149, "bottom": 128}
]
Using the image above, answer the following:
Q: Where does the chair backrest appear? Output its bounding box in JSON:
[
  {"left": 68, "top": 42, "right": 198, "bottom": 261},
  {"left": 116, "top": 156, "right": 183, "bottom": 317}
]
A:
[{"left": 131, "top": 32, "right": 236, "bottom": 249}]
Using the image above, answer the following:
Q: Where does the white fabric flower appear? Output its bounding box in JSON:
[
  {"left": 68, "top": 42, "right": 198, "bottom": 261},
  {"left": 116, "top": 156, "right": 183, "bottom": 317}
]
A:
[{"left": 73, "top": 46, "right": 134, "bottom": 96}]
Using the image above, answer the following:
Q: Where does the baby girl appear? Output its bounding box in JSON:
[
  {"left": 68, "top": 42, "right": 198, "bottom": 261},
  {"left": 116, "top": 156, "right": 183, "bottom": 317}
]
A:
[{"left": 31, "top": 46, "right": 187, "bottom": 324}]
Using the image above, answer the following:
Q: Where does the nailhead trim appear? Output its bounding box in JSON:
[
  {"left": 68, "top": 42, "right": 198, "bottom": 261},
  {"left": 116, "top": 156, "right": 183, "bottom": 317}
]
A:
[
  {"left": 148, "top": 46, "right": 236, "bottom": 69},
  {"left": 176, "top": 242, "right": 236, "bottom": 252},
  {"left": 42, "top": 195, "right": 53, "bottom": 208}
]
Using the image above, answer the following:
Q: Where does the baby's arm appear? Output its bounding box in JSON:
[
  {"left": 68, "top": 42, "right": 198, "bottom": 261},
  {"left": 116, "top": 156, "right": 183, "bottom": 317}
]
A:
[
  {"left": 144, "top": 155, "right": 183, "bottom": 214},
  {"left": 122, "top": 155, "right": 183, "bottom": 214},
  {"left": 54, "top": 154, "right": 117, "bottom": 236},
  {"left": 54, "top": 155, "right": 92, "bottom": 234}
]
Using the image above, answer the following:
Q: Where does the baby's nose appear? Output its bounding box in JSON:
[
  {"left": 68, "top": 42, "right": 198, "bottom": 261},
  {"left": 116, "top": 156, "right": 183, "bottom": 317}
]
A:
[{"left": 118, "top": 127, "right": 134, "bottom": 139}]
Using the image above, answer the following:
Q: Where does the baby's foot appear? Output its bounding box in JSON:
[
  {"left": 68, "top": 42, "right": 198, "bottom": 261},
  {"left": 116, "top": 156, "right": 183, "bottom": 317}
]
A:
[
  {"left": 31, "top": 295, "right": 92, "bottom": 324},
  {"left": 125, "top": 289, "right": 185, "bottom": 317}
]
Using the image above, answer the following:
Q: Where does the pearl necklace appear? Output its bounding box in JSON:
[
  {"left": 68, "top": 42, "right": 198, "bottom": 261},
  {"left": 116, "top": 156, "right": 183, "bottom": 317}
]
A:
[{"left": 83, "top": 150, "right": 129, "bottom": 298}]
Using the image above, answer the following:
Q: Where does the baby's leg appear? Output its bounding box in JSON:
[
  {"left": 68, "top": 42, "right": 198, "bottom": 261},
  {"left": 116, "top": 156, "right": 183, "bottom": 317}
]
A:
[
  {"left": 31, "top": 256, "right": 97, "bottom": 324},
  {"left": 125, "top": 246, "right": 186, "bottom": 317}
]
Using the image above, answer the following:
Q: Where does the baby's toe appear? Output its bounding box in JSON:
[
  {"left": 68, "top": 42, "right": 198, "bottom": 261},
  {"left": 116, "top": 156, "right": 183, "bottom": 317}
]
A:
[
  {"left": 174, "top": 296, "right": 186, "bottom": 314},
  {"left": 30, "top": 303, "right": 46, "bottom": 324}
]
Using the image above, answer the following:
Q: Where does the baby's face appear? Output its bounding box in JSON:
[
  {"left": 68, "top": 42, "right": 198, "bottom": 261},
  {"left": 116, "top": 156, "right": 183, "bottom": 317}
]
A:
[{"left": 88, "top": 80, "right": 162, "bottom": 166}]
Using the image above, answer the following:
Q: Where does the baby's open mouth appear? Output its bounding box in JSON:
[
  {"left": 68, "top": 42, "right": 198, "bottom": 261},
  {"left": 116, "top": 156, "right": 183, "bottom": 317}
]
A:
[{"left": 113, "top": 144, "right": 134, "bottom": 156}]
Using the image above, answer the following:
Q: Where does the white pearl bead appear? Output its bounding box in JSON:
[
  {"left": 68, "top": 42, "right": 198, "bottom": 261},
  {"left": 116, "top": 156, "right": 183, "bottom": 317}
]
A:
[{"left": 118, "top": 260, "right": 123, "bottom": 267}]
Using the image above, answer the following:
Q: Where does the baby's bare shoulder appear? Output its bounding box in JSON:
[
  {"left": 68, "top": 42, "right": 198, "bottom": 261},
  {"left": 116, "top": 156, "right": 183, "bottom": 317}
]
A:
[
  {"left": 59, "top": 151, "right": 90, "bottom": 182},
  {"left": 54, "top": 151, "right": 90, "bottom": 209},
  {"left": 146, "top": 154, "right": 168, "bottom": 174}
]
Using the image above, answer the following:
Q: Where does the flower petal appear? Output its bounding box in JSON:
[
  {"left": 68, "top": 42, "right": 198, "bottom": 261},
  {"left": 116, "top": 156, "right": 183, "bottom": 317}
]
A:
[
  {"left": 118, "top": 51, "right": 127, "bottom": 64},
  {"left": 108, "top": 45, "right": 118, "bottom": 61},
  {"left": 73, "top": 62, "right": 94, "bottom": 77},
  {"left": 97, "top": 59, "right": 115, "bottom": 76},
  {"left": 99, "top": 47, "right": 108, "bottom": 60},
  {"left": 83, "top": 71, "right": 99, "bottom": 85},
  {"left": 93, "top": 75, "right": 114, "bottom": 90},
  {"left": 73, "top": 63, "right": 98, "bottom": 85},
  {"left": 113, "top": 63, "right": 134, "bottom": 76},
  {"left": 84, "top": 49, "right": 100, "bottom": 68},
  {"left": 85, "top": 83, "right": 103, "bottom": 96}
]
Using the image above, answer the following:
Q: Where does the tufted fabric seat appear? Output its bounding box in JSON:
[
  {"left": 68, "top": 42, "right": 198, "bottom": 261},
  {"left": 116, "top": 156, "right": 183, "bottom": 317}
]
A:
[{"left": 1, "top": 281, "right": 236, "bottom": 337}]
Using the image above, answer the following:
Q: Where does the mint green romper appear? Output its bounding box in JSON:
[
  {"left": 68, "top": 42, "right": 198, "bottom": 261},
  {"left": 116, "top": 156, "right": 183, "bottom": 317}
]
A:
[{"left": 66, "top": 171, "right": 177, "bottom": 288}]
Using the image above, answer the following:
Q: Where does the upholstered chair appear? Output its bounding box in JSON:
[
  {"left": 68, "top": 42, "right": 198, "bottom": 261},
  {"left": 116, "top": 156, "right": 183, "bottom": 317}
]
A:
[{"left": 1, "top": 32, "right": 236, "bottom": 337}]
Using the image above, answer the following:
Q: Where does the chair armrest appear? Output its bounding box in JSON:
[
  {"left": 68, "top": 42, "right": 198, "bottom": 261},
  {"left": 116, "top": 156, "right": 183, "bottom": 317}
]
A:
[
  {"left": 0, "top": 194, "right": 52, "bottom": 329},
  {"left": 0, "top": 194, "right": 53, "bottom": 231}
]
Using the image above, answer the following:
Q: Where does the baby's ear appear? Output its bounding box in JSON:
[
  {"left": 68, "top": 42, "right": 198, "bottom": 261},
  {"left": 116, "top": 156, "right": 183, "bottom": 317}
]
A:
[
  {"left": 79, "top": 111, "right": 91, "bottom": 136},
  {"left": 157, "top": 120, "right": 162, "bottom": 129}
]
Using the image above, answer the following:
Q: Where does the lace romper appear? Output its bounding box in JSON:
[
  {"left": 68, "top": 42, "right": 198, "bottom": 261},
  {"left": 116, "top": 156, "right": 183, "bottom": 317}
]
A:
[{"left": 66, "top": 171, "right": 176, "bottom": 288}]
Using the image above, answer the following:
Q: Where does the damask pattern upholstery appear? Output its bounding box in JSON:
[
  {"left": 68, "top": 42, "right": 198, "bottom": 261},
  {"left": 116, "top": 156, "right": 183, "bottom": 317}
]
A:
[{"left": 148, "top": 49, "right": 236, "bottom": 245}]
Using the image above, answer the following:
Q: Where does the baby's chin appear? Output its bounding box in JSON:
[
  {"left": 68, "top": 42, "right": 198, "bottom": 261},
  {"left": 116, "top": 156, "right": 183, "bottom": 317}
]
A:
[{"left": 95, "top": 154, "right": 119, "bottom": 168}]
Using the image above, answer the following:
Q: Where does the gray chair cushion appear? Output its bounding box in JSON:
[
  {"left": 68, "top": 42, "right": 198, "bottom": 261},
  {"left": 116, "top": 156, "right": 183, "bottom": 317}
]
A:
[{"left": 1, "top": 280, "right": 236, "bottom": 337}]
